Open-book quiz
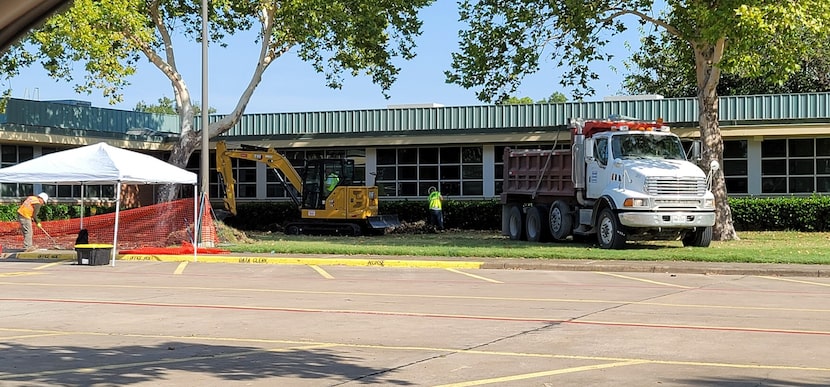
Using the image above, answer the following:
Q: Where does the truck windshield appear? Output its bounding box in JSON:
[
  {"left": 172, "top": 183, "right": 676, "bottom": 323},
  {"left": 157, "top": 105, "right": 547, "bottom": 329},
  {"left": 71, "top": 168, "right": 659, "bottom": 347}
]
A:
[{"left": 611, "top": 134, "right": 686, "bottom": 160}]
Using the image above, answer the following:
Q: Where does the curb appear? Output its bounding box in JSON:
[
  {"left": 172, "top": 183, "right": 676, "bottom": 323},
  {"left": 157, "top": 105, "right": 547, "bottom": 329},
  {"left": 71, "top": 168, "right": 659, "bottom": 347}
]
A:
[{"left": 3, "top": 250, "right": 829, "bottom": 277}]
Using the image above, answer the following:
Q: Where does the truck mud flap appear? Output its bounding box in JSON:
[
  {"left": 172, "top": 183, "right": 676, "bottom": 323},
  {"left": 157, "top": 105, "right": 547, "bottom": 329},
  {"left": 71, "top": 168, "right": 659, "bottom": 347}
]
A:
[{"left": 367, "top": 215, "right": 401, "bottom": 229}]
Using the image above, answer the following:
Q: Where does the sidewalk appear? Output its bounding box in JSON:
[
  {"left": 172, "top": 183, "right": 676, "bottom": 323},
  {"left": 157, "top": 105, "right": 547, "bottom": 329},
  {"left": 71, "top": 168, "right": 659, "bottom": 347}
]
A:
[{"left": 3, "top": 248, "right": 829, "bottom": 277}]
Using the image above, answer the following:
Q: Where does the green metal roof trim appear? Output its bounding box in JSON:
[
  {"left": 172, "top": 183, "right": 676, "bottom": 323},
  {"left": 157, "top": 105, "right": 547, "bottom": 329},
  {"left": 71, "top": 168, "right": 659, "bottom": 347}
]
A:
[
  {"left": 214, "top": 93, "right": 830, "bottom": 136},
  {"left": 3, "top": 93, "right": 830, "bottom": 138},
  {"left": 3, "top": 98, "right": 181, "bottom": 135}
]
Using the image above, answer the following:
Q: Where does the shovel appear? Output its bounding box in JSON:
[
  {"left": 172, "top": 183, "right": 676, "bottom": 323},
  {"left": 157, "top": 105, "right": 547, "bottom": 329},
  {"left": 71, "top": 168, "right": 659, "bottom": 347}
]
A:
[{"left": 37, "top": 223, "right": 61, "bottom": 249}]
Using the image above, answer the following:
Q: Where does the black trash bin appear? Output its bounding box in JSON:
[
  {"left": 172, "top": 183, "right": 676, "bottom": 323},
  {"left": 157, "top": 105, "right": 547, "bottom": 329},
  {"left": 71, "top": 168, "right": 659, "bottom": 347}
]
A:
[{"left": 75, "top": 244, "right": 113, "bottom": 266}]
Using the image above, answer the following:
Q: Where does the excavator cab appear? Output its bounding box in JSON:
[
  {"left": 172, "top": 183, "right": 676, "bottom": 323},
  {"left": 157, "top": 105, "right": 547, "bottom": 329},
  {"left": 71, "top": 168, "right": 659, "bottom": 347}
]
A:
[{"left": 301, "top": 158, "right": 355, "bottom": 210}]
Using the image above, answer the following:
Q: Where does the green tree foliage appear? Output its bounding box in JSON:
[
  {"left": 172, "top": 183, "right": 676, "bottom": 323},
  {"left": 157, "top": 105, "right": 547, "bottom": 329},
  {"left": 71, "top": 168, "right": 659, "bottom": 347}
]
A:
[
  {"left": 624, "top": 33, "right": 830, "bottom": 97},
  {"left": 445, "top": 0, "right": 830, "bottom": 241},
  {"left": 134, "top": 97, "right": 178, "bottom": 115},
  {"left": 502, "top": 96, "right": 535, "bottom": 104},
  {"left": 2, "top": 0, "right": 433, "bottom": 198},
  {"left": 542, "top": 92, "right": 567, "bottom": 103},
  {"left": 134, "top": 96, "right": 216, "bottom": 115},
  {"left": 501, "top": 92, "right": 567, "bottom": 105}
]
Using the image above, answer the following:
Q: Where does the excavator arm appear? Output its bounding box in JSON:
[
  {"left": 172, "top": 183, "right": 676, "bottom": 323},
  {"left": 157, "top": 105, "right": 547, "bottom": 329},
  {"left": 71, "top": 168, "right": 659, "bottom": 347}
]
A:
[{"left": 215, "top": 141, "right": 304, "bottom": 215}]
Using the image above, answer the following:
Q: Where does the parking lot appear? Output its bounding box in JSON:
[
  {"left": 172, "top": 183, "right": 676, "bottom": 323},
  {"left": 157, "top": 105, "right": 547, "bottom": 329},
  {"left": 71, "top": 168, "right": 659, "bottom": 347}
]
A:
[{"left": 1, "top": 258, "right": 829, "bottom": 386}]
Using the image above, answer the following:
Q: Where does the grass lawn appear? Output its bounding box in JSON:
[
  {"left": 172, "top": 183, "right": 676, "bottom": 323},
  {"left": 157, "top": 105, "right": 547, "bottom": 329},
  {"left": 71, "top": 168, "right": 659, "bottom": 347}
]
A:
[{"left": 221, "top": 230, "right": 830, "bottom": 265}]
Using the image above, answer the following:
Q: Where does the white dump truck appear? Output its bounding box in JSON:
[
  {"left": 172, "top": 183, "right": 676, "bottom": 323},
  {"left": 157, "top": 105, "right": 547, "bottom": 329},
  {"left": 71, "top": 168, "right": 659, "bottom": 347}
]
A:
[{"left": 501, "top": 118, "right": 718, "bottom": 249}]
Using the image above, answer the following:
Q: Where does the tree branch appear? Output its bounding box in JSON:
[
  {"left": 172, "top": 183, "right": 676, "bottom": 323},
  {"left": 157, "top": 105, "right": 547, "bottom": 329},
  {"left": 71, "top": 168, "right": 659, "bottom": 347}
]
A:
[
  {"left": 603, "top": 8, "right": 681, "bottom": 37},
  {"left": 210, "top": 5, "right": 287, "bottom": 136}
]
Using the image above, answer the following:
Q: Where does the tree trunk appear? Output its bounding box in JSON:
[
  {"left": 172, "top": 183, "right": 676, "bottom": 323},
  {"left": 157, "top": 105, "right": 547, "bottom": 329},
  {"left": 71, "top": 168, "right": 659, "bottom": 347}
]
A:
[
  {"left": 694, "top": 40, "right": 739, "bottom": 241},
  {"left": 158, "top": 86, "right": 200, "bottom": 202}
]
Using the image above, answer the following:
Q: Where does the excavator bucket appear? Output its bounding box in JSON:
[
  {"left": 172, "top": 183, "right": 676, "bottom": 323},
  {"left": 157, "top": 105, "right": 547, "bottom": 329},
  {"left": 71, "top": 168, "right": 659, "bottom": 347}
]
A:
[{"left": 367, "top": 214, "right": 401, "bottom": 230}]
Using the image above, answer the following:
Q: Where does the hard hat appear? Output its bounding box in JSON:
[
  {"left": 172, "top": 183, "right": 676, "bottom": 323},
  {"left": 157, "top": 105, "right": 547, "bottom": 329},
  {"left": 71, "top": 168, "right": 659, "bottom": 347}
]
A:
[{"left": 37, "top": 192, "right": 49, "bottom": 202}]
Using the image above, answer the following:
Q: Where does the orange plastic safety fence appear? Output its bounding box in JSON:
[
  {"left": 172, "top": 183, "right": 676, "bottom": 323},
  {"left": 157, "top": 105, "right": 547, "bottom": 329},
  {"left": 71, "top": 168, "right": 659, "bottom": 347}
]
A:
[{"left": 0, "top": 198, "right": 218, "bottom": 251}]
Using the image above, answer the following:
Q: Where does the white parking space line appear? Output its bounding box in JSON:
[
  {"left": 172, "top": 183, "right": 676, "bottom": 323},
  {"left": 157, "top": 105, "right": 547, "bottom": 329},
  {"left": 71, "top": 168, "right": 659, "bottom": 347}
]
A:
[
  {"left": 435, "top": 360, "right": 648, "bottom": 387},
  {"left": 446, "top": 268, "right": 503, "bottom": 283},
  {"left": 310, "top": 265, "right": 334, "bottom": 279},
  {"left": 596, "top": 272, "right": 692, "bottom": 288},
  {"left": 34, "top": 261, "right": 66, "bottom": 270},
  {"left": 173, "top": 261, "right": 188, "bottom": 275},
  {"left": 757, "top": 276, "right": 830, "bottom": 287}
]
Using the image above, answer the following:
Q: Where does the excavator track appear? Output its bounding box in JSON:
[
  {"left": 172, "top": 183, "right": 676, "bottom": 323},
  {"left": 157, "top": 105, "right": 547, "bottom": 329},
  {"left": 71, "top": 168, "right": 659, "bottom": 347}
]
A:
[{"left": 284, "top": 220, "right": 366, "bottom": 236}]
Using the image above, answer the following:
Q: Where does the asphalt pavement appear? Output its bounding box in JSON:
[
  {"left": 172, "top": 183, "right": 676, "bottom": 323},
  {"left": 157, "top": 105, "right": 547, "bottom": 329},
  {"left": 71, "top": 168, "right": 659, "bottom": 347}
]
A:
[{"left": 2, "top": 248, "right": 829, "bottom": 277}]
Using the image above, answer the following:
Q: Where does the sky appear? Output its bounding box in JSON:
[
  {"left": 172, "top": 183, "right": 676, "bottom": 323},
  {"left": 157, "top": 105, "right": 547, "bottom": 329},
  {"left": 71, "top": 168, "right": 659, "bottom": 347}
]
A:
[{"left": 3, "top": 0, "right": 648, "bottom": 114}]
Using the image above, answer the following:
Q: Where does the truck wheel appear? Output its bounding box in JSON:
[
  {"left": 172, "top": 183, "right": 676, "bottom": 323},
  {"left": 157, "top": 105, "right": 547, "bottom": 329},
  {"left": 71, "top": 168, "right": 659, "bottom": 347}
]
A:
[
  {"left": 682, "top": 226, "right": 712, "bottom": 247},
  {"left": 507, "top": 205, "right": 525, "bottom": 241},
  {"left": 548, "top": 200, "right": 572, "bottom": 241},
  {"left": 285, "top": 225, "right": 301, "bottom": 235},
  {"left": 597, "top": 208, "right": 626, "bottom": 249},
  {"left": 525, "top": 206, "right": 549, "bottom": 242}
]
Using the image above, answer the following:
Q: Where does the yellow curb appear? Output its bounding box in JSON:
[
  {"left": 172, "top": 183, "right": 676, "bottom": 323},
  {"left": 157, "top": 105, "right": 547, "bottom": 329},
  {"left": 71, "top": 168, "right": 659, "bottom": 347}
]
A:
[
  {"left": 10, "top": 251, "right": 76, "bottom": 260},
  {"left": 6, "top": 251, "right": 484, "bottom": 269},
  {"left": 119, "top": 254, "right": 484, "bottom": 269}
]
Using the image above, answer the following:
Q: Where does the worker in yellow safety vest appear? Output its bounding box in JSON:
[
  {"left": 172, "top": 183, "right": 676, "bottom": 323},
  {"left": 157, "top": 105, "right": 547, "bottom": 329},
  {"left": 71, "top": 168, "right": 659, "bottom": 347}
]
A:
[
  {"left": 427, "top": 186, "right": 444, "bottom": 231},
  {"left": 325, "top": 168, "right": 340, "bottom": 196},
  {"left": 17, "top": 192, "right": 48, "bottom": 251}
]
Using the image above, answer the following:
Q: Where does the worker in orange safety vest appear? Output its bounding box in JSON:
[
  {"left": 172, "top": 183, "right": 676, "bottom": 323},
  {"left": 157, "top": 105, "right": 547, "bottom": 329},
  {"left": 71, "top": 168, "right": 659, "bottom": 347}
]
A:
[{"left": 17, "top": 192, "right": 48, "bottom": 251}]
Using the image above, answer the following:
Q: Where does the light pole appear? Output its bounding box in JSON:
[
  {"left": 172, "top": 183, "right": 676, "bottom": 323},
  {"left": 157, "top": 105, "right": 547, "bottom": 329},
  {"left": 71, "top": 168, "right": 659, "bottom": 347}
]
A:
[{"left": 199, "top": 0, "right": 212, "bottom": 247}]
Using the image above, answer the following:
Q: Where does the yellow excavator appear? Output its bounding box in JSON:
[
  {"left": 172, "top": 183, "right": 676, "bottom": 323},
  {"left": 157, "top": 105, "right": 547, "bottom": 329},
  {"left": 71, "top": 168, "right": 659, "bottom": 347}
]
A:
[{"left": 215, "top": 141, "right": 399, "bottom": 235}]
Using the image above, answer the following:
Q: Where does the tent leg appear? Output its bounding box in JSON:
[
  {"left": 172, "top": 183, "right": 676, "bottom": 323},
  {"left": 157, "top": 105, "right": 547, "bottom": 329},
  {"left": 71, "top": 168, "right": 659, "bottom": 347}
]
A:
[
  {"left": 193, "top": 185, "right": 198, "bottom": 262},
  {"left": 111, "top": 182, "right": 121, "bottom": 267}
]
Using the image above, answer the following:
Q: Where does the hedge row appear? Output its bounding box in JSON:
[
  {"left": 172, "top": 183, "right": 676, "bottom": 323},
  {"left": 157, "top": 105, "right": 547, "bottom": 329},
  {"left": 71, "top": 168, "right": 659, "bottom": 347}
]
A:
[
  {"left": 0, "top": 204, "right": 111, "bottom": 222},
  {"left": 219, "top": 199, "right": 503, "bottom": 231},
  {"left": 1, "top": 196, "right": 827, "bottom": 232},
  {"left": 223, "top": 196, "right": 830, "bottom": 232},
  {"left": 730, "top": 196, "right": 830, "bottom": 231}
]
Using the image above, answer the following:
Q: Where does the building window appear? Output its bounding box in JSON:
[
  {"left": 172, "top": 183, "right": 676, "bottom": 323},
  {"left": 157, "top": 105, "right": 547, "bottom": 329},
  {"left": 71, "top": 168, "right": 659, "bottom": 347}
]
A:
[
  {"left": 0, "top": 145, "right": 34, "bottom": 197},
  {"left": 761, "top": 138, "right": 829, "bottom": 194},
  {"left": 376, "top": 146, "right": 485, "bottom": 197},
  {"left": 818, "top": 138, "right": 830, "bottom": 193},
  {"left": 723, "top": 140, "right": 748, "bottom": 194}
]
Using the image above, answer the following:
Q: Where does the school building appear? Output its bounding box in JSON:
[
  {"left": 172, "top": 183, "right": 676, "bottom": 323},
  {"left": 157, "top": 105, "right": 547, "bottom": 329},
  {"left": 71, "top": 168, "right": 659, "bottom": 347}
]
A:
[{"left": 1, "top": 93, "right": 829, "bottom": 205}]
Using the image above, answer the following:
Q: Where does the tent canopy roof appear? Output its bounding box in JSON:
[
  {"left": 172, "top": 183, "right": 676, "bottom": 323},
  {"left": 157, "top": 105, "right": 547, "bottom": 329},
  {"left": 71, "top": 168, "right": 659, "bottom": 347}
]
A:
[{"left": 0, "top": 142, "right": 196, "bottom": 184}]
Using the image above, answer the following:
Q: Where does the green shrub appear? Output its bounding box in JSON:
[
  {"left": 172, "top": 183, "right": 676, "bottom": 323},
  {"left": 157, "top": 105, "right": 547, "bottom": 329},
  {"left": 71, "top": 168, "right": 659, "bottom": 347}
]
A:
[
  {"left": 2, "top": 196, "right": 827, "bottom": 232},
  {"left": 222, "top": 196, "right": 828, "bottom": 232},
  {"left": 729, "top": 195, "right": 830, "bottom": 231},
  {"left": 0, "top": 203, "right": 115, "bottom": 222}
]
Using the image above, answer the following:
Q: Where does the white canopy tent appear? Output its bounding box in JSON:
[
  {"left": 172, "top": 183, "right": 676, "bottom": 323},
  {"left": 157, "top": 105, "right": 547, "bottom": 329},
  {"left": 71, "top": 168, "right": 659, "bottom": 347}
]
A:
[{"left": 0, "top": 142, "right": 200, "bottom": 265}]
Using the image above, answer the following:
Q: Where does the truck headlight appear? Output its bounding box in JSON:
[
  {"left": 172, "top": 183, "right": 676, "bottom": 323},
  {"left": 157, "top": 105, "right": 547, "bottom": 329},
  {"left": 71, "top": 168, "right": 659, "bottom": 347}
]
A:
[
  {"left": 623, "top": 198, "right": 647, "bottom": 207},
  {"left": 704, "top": 198, "right": 715, "bottom": 208}
]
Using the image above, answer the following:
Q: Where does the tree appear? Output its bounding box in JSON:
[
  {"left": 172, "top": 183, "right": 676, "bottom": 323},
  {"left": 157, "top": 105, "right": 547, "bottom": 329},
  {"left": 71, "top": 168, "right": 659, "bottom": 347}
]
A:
[
  {"left": 624, "top": 32, "right": 830, "bottom": 97},
  {"left": 501, "top": 96, "right": 534, "bottom": 104},
  {"left": 3, "top": 0, "right": 433, "bottom": 198},
  {"left": 501, "top": 92, "right": 567, "bottom": 105},
  {"left": 134, "top": 97, "right": 178, "bottom": 115},
  {"left": 445, "top": 1, "right": 830, "bottom": 241},
  {"left": 541, "top": 92, "right": 567, "bottom": 103},
  {"left": 135, "top": 96, "right": 216, "bottom": 115}
]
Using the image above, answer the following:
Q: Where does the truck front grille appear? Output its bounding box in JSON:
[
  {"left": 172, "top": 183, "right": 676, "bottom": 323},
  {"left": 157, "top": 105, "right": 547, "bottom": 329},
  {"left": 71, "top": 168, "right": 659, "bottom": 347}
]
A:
[{"left": 645, "top": 177, "right": 706, "bottom": 196}]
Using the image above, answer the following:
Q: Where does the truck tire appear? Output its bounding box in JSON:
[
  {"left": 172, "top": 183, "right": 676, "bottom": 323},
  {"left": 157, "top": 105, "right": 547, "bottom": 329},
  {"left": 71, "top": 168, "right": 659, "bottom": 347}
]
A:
[
  {"left": 682, "top": 226, "right": 712, "bottom": 247},
  {"left": 507, "top": 205, "right": 525, "bottom": 241},
  {"left": 597, "top": 208, "right": 626, "bottom": 249},
  {"left": 525, "top": 205, "right": 549, "bottom": 242},
  {"left": 548, "top": 200, "right": 572, "bottom": 241}
]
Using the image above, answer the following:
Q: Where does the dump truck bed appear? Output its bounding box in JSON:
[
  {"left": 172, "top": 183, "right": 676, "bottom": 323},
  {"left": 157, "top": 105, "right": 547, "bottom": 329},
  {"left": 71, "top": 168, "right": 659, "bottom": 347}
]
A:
[{"left": 501, "top": 148, "right": 576, "bottom": 202}]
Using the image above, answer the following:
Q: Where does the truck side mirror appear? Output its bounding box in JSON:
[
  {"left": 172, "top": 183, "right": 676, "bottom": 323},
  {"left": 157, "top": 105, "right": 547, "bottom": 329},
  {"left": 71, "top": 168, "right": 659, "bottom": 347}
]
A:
[
  {"left": 690, "top": 141, "right": 701, "bottom": 161},
  {"left": 584, "top": 138, "right": 595, "bottom": 160}
]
